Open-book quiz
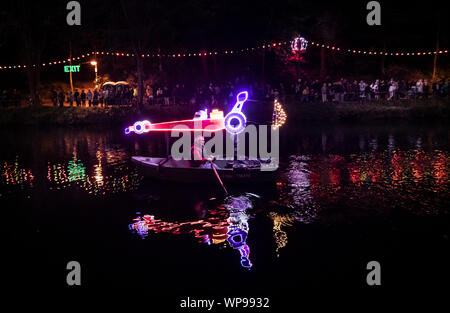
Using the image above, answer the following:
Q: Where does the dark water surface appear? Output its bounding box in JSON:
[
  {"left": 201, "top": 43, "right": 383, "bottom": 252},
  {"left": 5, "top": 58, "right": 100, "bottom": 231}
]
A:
[{"left": 2, "top": 122, "right": 449, "bottom": 303}]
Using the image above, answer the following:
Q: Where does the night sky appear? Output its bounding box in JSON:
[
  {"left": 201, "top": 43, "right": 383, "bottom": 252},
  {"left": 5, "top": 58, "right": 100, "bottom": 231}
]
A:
[{"left": 0, "top": 0, "right": 449, "bottom": 86}]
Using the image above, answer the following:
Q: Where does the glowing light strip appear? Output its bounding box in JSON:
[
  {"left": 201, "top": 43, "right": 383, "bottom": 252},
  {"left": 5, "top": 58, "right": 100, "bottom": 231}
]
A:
[
  {"left": 272, "top": 99, "right": 287, "bottom": 130},
  {"left": 3, "top": 39, "right": 447, "bottom": 70},
  {"left": 224, "top": 91, "right": 248, "bottom": 135},
  {"left": 125, "top": 93, "right": 249, "bottom": 135},
  {"left": 125, "top": 116, "right": 225, "bottom": 134}
]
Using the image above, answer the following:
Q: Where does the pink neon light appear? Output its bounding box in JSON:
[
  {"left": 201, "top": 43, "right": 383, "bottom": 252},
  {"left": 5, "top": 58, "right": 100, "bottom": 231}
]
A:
[{"left": 126, "top": 117, "right": 225, "bottom": 133}]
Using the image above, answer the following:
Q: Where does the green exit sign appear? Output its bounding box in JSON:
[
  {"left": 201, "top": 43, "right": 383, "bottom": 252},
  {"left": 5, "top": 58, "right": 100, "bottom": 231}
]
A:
[{"left": 64, "top": 65, "right": 80, "bottom": 72}]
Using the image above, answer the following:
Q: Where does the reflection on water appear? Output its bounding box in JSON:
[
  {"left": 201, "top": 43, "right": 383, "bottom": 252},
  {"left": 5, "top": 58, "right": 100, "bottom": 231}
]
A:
[
  {"left": 44, "top": 152, "right": 140, "bottom": 195},
  {"left": 129, "top": 207, "right": 229, "bottom": 242},
  {"left": 269, "top": 212, "right": 293, "bottom": 257},
  {"left": 266, "top": 133, "right": 449, "bottom": 255},
  {"left": 1, "top": 125, "right": 449, "bottom": 263},
  {"left": 129, "top": 194, "right": 255, "bottom": 269},
  {"left": 224, "top": 195, "right": 254, "bottom": 269},
  {"left": 1, "top": 129, "right": 142, "bottom": 196},
  {"left": 1, "top": 158, "right": 35, "bottom": 188}
]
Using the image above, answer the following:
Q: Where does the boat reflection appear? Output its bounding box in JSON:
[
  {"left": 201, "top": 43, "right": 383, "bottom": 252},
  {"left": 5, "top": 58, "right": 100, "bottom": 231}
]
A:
[
  {"left": 224, "top": 195, "right": 254, "bottom": 269},
  {"left": 129, "top": 194, "right": 256, "bottom": 269}
]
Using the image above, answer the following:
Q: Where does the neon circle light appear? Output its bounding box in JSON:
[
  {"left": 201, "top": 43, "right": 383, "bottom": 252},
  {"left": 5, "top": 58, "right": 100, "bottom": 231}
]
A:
[
  {"left": 142, "top": 120, "right": 151, "bottom": 131},
  {"left": 133, "top": 121, "right": 145, "bottom": 134},
  {"left": 224, "top": 112, "right": 246, "bottom": 134}
]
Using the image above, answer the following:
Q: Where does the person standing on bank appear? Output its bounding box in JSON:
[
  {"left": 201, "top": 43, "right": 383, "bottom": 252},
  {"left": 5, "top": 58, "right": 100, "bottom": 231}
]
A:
[
  {"left": 74, "top": 89, "right": 80, "bottom": 106},
  {"left": 58, "top": 90, "right": 65, "bottom": 107},
  {"left": 80, "top": 90, "right": 86, "bottom": 107},
  {"left": 93, "top": 88, "right": 99, "bottom": 107},
  {"left": 86, "top": 89, "right": 93, "bottom": 107}
]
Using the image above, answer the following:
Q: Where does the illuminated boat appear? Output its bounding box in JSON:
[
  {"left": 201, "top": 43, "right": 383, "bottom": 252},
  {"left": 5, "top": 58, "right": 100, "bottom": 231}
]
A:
[{"left": 125, "top": 91, "right": 281, "bottom": 183}]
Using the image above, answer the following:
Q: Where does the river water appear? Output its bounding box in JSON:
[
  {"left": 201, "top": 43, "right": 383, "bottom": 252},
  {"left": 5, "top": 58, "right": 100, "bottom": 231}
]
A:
[{"left": 2, "top": 122, "right": 449, "bottom": 300}]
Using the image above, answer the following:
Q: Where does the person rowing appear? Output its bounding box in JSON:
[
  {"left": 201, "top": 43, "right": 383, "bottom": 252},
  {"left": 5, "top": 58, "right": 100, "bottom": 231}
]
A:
[{"left": 190, "top": 135, "right": 219, "bottom": 169}]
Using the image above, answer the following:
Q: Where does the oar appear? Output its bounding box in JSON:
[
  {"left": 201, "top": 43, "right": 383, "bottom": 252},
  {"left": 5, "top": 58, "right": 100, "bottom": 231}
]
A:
[{"left": 208, "top": 160, "right": 228, "bottom": 195}]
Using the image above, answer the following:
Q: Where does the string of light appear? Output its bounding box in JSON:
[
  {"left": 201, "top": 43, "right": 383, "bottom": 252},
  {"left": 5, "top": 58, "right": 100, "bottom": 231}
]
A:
[
  {"left": 272, "top": 99, "right": 287, "bottom": 130},
  {"left": 1, "top": 38, "right": 448, "bottom": 70}
]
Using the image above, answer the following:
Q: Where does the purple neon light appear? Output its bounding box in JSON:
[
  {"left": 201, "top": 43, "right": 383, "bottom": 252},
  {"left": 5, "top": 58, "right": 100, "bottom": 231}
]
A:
[
  {"left": 224, "top": 112, "right": 246, "bottom": 134},
  {"left": 224, "top": 91, "right": 248, "bottom": 134},
  {"left": 125, "top": 120, "right": 151, "bottom": 135}
]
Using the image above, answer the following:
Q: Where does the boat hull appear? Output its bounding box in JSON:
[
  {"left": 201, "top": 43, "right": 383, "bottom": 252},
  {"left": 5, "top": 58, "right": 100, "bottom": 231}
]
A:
[{"left": 131, "top": 156, "right": 278, "bottom": 184}]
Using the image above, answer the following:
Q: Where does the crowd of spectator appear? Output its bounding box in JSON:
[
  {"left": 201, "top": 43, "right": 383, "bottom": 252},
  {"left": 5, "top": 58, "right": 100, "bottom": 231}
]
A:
[
  {"left": 2, "top": 76, "right": 449, "bottom": 108},
  {"left": 50, "top": 88, "right": 104, "bottom": 107},
  {"left": 142, "top": 77, "right": 450, "bottom": 109},
  {"left": 48, "top": 84, "right": 135, "bottom": 107},
  {"left": 296, "top": 77, "right": 450, "bottom": 103}
]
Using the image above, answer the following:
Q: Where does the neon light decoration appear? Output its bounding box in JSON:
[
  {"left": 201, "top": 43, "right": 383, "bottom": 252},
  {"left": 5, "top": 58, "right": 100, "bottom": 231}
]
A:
[
  {"left": 289, "top": 36, "right": 308, "bottom": 62},
  {"left": 224, "top": 91, "right": 248, "bottom": 134},
  {"left": 272, "top": 99, "right": 287, "bottom": 129},
  {"left": 124, "top": 112, "right": 225, "bottom": 134},
  {"left": 125, "top": 91, "right": 248, "bottom": 135},
  {"left": 194, "top": 109, "right": 208, "bottom": 120},
  {"left": 291, "top": 36, "right": 308, "bottom": 52}
]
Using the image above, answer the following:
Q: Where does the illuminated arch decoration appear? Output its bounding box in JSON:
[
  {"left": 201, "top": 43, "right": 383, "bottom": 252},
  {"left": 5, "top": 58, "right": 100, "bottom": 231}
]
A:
[
  {"left": 224, "top": 91, "right": 248, "bottom": 134},
  {"left": 272, "top": 99, "right": 287, "bottom": 129}
]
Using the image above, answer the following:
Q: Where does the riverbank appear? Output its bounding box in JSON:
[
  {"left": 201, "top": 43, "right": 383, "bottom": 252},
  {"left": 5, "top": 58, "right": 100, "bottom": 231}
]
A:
[
  {"left": 0, "top": 97, "right": 448, "bottom": 126},
  {"left": 0, "top": 105, "right": 195, "bottom": 126},
  {"left": 290, "top": 97, "right": 450, "bottom": 121}
]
